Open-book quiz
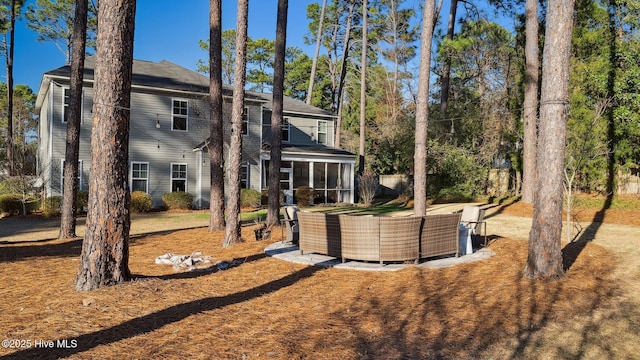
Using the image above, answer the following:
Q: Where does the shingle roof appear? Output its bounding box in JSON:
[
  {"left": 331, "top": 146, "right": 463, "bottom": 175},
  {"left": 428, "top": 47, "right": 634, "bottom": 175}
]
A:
[
  {"left": 252, "top": 91, "right": 335, "bottom": 117},
  {"left": 42, "top": 56, "right": 334, "bottom": 117}
]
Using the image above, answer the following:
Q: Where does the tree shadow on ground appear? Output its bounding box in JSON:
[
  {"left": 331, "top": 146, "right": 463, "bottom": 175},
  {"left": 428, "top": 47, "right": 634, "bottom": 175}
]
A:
[
  {"left": 285, "top": 241, "right": 622, "bottom": 359},
  {"left": 0, "top": 227, "right": 209, "bottom": 263},
  {"left": 562, "top": 194, "right": 613, "bottom": 271},
  {"left": 0, "top": 265, "right": 323, "bottom": 360},
  {"left": 0, "top": 238, "right": 83, "bottom": 262}
]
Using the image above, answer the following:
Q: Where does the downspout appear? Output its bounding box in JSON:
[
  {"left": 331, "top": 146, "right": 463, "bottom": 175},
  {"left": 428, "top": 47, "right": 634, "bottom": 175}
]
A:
[
  {"left": 197, "top": 149, "right": 203, "bottom": 209},
  {"left": 48, "top": 80, "right": 54, "bottom": 197},
  {"left": 259, "top": 105, "right": 264, "bottom": 192},
  {"left": 350, "top": 162, "right": 355, "bottom": 203}
]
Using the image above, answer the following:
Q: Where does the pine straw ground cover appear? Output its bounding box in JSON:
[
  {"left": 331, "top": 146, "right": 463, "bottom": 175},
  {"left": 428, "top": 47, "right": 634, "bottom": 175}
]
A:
[{"left": 0, "top": 210, "right": 636, "bottom": 359}]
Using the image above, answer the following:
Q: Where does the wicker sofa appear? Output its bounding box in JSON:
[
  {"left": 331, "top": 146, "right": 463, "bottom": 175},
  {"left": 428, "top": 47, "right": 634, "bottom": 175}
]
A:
[{"left": 297, "top": 212, "right": 462, "bottom": 264}]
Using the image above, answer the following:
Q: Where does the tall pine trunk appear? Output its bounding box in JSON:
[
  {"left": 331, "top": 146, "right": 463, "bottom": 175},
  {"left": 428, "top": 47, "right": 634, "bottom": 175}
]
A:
[
  {"left": 59, "top": 0, "right": 88, "bottom": 239},
  {"left": 439, "top": 0, "right": 457, "bottom": 126},
  {"left": 267, "top": 0, "right": 288, "bottom": 227},
  {"left": 521, "top": 0, "right": 539, "bottom": 204},
  {"left": 358, "top": 0, "right": 367, "bottom": 175},
  {"left": 525, "top": 0, "right": 575, "bottom": 279},
  {"left": 75, "top": 0, "right": 136, "bottom": 291},
  {"left": 413, "top": 0, "right": 436, "bottom": 216},
  {"left": 333, "top": 1, "right": 355, "bottom": 149},
  {"left": 223, "top": 0, "right": 249, "bottom": 247},
  {"left": 209, "top": 0, "right": 225, "bottom": 231},
  {"left": 5, "top": 0, "right": 16, "bottom": 176},
  {"left": 305, "top": 0, "right": 326, "bottom": 105}
]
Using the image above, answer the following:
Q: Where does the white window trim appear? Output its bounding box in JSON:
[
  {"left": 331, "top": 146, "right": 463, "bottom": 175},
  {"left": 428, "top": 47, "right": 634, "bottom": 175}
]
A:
[
  {"left": 317, "top": 120, "right": 328, "bottom": 144},
  {"left": 62, "top": 87, "right": 84, "bottom": 124},
  {"left": 283, "top": 116, "right": 290, "bottom": 143},
  {"left": 130, "top": 161, "right": 150, "bottom": 193},
  {"left": 241, "top": 162, "right": 249, "bottom": 189},
  {"left": 242, "top": 106, "right": 249, "bottom": 135},
  {"left": 171, "top": 98, "right": 189, "bottom": 132},
  {"left": 170, "top": 163, "right": 188, "bottom": 192},
  {"left": 60, "top": 159, "right": 83, "bottom": 193}
]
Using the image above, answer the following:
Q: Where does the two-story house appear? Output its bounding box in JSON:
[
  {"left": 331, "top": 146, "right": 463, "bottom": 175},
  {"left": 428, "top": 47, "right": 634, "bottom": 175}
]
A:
[{"left": 35, "top": 57, "right": 356, "bottom": 208}]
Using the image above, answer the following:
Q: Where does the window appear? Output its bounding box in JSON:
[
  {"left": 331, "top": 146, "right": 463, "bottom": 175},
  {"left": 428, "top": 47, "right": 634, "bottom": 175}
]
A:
[
  {"left": 242, "top": 106, "right": 248, "bottom": 135},
  {"left": 240, "top": 163, "right": 249, "bottom": 189},
  {"left": 171, "top": 163, "right": 187, "bottom": 192},
  {"left": 130, "top": 162, "right": 149, "bottom": 193},
  {"left": 317, "top": 120, "right": 328, "bottom": 144},
  {"left": 62, "top": 88, "right": 70, "bottom": 123},
  {"left": 283, "top": 117, "right": 290, "bottom": 142},
  {"left": 61, "top": 159, "right": 83, "bottom": 193},
  {"left": 172, "top": 99, "right": 188, "bottom": 131},
  {"left": 62, "top": 88, "right": 84, "bottom": 124}
]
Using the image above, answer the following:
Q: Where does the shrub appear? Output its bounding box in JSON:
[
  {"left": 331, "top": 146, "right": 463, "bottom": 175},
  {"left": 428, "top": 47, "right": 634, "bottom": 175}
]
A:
[
  {"left": 241, "top": 189, "right": 262, "bottom": 209},
  {"left": 358, "top": 169, "right": 378, "bottom": 206},
  {"left": 435, "top": 187, "right": 474, "bottom": 203},
  {"left": 43, "top": 196, "right": 62, "bottom": 217},
  {"left": 295, "top": 186, "right": 314, "bottom": 207},
  {"left": 426, "top": 141, "right": 485, "bottom": 199},
  {"left": 0, "top": 194, "right": 22, "bottom": 214},
  {"left": 261, "top": 188, "right": 284, "bottom": 205},
  {"left": 161, "top": 191, "right": 193, "bottom": 210},
  {"left": 41, "top": 191, "right": 90, "bottom": 217},
  {"left": 130, "top": 191, "right": 153, "bottom": 212},
  {"left": 76, "top": 190, "right": 89, "bottom": 213}
]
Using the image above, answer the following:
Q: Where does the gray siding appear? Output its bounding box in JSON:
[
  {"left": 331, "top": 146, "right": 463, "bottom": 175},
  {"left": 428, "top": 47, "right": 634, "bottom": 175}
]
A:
[
  {"left": 219, "top": 101, "right": 264, "bottom": 197},
  {"left": 44, "top": 83, "right": 216, "bottom": 208},
  {"left": 37, "top": 89, "right": 51, "bottom": 194},
  {"left": 39, "top": 76, "right": 348, "bottom": 208},
  {"left": 128, "top": 91, "right": 210, "bottom": 207},
  {"left": 46, "top": 83, "right": 93, "bottom": 196},
  {"left": 262, "top": 110, "right": 336, "bottom": 147}
]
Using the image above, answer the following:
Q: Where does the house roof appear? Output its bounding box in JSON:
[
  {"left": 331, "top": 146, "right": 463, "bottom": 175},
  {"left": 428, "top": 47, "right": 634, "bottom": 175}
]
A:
[
  {"left": 193, "top": 142, "right": 356, "bottom": 160},
  {"left": 280, "top": 144, "right": 356, "bottom": 158},
  {"left": 253, "top": 92, "right": 335, "bottom": 118},
  {"left": 36, "top": 56, "right": 335, "bottom": 118}
]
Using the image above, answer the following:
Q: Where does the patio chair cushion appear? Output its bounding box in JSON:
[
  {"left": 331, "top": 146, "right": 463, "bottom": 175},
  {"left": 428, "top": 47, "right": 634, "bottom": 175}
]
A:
[
  {"left": 460, "top": 206, "right": 480, "bottom": 229},
  {"left": 285, "top": 205, "right": 299, "bottom": 222},
  {"left": 283, "top": 206, "right": 300, "bottom": 243}
]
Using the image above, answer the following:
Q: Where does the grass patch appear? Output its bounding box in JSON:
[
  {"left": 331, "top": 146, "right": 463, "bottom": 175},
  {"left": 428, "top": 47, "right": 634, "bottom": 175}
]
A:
[
  {"left": 571, "top": 194, "right": 640, "bottom": 210},
  {"left": 304, "top": 203, "right": 410, "bottom": 216},
  {"left": 240, "top": 208, "right": 268, "bottom": 222}
]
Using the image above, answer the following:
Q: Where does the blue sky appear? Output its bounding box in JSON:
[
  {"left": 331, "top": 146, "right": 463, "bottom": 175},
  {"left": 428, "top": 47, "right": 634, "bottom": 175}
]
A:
[
  {"left": 8, "top": 0, "right": 516, "bottom": 96},
  {"left": 9, "top": 0, "right": 319, "bottom": 93}
]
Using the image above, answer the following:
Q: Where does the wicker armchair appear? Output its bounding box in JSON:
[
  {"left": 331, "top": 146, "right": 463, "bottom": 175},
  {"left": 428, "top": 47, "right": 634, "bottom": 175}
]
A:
[
  {"left": 282, "top": 205, "right": 300, "bottom": 244},
  {"left": 460, "top": 206, "right": 487, "bottom": 245}
]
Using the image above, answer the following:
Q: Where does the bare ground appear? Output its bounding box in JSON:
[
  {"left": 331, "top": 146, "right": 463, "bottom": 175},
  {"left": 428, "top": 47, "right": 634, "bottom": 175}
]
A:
[{"left": 0, "top": 202, "right": 639, "bottom": 359}]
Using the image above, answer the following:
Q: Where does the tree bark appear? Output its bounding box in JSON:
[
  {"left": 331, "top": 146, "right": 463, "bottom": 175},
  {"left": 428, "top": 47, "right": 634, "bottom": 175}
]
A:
[
  {"left": 267, "top": 0, "right": 288, "bottom": 227},
  {"left": 209, "top": 0, "right": 225, "bottom": 231},
  {"left": 521, "top": 0, "right": 539, "bottom": 204},
  {"left": 223, "top": 0, "right": 249, "bottom": 247},
  {"left": 525, "top": 0, "right": 574, "bottom": 279},
  {"left": 413, "top": 0, "right": 436, "bottom": 216},
  {"left": 305, "top": 0, "right": 327, "bottom": 105},
  {"left": 6, "top": 0, "right": 16, "bottom": 176},
  {"left": 59, "top": 0, "right": 88, "bottom": 239},
  {"left": 334, "top": 1, "right": 355, "bottom": 149},
  {"left": 358, "top": 0, "right": 367, "bottom": 175},
  {"left": 439, "top": 0, "right": 457, "bottom": 125},
  {"left": 75, "top": 0, "right": 136, "bottom": 291}
]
